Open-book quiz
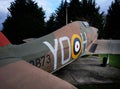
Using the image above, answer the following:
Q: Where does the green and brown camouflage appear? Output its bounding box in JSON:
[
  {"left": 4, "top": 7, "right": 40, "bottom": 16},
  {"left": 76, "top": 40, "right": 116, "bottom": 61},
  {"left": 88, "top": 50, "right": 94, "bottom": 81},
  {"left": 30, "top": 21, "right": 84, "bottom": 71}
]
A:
[
  {"left": 0, "top": 21, "right": 120, "bottom": 89},
  {"left": 0, "top": 21, "right": 98, "bottom": 72}
]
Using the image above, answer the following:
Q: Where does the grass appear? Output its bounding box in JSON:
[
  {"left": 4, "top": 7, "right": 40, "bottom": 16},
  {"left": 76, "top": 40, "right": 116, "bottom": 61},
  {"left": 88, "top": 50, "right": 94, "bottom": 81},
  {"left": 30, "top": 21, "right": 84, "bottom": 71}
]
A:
[{"left": 99, "top": 54, "right": 120, "bottom": 68}]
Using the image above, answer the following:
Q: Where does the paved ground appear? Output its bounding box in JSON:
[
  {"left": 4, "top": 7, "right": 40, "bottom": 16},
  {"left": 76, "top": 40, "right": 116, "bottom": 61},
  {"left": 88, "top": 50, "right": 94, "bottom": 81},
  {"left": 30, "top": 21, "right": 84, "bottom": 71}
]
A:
[{"left": 54, "top": 56, "right": 120, "bottom": 85}]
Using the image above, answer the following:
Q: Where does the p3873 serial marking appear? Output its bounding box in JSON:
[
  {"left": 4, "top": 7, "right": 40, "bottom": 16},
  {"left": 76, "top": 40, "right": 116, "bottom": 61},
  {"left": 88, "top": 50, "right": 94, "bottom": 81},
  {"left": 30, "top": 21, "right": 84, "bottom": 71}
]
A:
[
  {"left": 30, "top": 32, "right": 87, "bottom": 70},
  {"left": 29, "top": 55, "right": 51, "bottom": 68}
]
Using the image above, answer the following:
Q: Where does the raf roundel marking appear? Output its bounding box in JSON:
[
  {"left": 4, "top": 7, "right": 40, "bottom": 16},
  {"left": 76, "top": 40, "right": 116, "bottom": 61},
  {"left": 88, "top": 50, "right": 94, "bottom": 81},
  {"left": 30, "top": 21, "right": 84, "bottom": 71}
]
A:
[
  {"left": 71, "top": 34, "right": 82, "bottom": 59},
  {"left": 74, "top": 38, "right": 80, "bottom": 54}
]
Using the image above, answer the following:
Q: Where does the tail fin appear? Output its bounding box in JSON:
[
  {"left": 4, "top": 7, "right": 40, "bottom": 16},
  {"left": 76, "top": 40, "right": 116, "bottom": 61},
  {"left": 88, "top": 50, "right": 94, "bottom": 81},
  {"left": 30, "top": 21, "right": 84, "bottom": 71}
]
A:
[{"left": 0, "top": 32, "right": 11, "bottom": 46}]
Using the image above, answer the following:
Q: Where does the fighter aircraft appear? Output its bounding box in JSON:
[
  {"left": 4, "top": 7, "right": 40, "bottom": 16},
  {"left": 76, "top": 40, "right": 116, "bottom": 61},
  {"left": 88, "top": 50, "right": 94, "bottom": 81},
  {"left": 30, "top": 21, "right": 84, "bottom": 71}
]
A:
[{"left": 0, "top": 21, "right": 119, "bottom": 89}]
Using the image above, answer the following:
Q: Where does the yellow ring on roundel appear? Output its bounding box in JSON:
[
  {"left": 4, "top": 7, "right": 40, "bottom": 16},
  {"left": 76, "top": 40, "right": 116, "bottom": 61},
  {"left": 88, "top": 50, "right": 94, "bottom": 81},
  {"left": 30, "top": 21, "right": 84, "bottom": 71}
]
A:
[{"left": 71, "top": 34, "right": 82, "bottom": 59}]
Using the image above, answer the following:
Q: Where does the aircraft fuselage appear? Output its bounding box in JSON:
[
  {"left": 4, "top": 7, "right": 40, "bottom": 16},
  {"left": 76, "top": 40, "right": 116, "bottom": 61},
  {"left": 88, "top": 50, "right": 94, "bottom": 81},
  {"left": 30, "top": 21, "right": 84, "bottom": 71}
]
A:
[{"left": 0, "top": 21, "right": 98, "bottom": 73}]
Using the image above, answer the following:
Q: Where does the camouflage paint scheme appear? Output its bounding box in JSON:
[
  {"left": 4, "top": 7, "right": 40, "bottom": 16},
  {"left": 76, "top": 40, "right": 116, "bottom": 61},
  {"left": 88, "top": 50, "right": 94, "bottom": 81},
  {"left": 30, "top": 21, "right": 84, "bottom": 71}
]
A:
[
  {"left": 0, "top": 60, "right": 77, "bottom": 89},
  {"left": 0, "top": 21, "right": 98, "bottom": 73},
  {"left": 0, "top": 21, "right": 119, "bottom": 89}
]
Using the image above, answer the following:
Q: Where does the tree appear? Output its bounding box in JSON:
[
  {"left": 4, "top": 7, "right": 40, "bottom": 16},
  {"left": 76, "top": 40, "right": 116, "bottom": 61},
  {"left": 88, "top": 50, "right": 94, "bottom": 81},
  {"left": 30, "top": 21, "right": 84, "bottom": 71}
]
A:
[
  {"left": 54, "top": 0, "right": 68, "bottom": 29},
  {"left": 46, "top": 0, "right": 104, "bottom": 38},
  {"left": 68, "top": 0, "right": 104, "bottom": 38},
  {"left": 68, "top": 0, "right": 81, "bottom": 21},
  {"left": 2, "top": 0, "right": 46, "bottom": 44},
  {"left": 46, "top": 13, "right": 56, "bottom": 33},
  {"left": 104, "top": 0, "right": 120, "bottom": 39}
]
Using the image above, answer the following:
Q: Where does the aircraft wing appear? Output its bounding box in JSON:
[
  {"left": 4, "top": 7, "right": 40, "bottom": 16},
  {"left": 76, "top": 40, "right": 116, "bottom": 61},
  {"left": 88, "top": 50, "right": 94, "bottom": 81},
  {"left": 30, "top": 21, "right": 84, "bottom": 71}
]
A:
[
  {"left": 86, "top": 40, "right": 120, "bottom": 54},
  {"left": 0, "top": 59, "right": 77, "bottom": 89}
]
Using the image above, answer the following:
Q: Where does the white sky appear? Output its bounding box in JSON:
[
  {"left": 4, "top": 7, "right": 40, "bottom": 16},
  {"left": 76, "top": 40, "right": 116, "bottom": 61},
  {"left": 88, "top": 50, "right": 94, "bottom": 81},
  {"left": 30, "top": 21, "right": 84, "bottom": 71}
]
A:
[{"left": 0, "top": 0, "right": 114, "bottom": 30}]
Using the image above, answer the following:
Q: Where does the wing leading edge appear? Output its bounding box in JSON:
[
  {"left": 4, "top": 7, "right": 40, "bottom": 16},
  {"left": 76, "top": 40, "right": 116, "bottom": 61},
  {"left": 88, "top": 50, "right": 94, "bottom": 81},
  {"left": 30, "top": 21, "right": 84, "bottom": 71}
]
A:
[{"left": 0, "top": 59, "right": 77, "bottom": 89}]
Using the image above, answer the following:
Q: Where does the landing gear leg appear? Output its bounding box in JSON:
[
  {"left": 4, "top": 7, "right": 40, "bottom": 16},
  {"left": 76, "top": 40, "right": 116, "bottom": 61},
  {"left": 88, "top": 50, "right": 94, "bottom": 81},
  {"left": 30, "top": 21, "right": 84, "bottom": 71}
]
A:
[{"left": 100, "top": 54, "right": 109, "bottom": 67}]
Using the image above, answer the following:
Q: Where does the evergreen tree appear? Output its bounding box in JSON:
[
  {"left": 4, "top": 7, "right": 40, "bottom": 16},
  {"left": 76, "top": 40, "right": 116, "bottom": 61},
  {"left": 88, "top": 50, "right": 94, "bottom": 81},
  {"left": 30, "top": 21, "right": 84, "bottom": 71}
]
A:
[
  {"left": 46, "top": 13, "right": 56, "bottom": 33},
  {"left": 68, "top": 0, "right": 81, "bottom": 21},
  {"left": 2, "top": 0, "right": 46, "bottom": 44},
  {"left": 47, "top": 0, "right": 104, "bottom": 38},
  {"left": 69, "top": 0, "right": 104, "bottom": 38},
  {"left": 104, "top": 0, "right": 120, "bottom": 39},
  {"left": 54, "top": 0, "right": 68, "bottom": 29}
]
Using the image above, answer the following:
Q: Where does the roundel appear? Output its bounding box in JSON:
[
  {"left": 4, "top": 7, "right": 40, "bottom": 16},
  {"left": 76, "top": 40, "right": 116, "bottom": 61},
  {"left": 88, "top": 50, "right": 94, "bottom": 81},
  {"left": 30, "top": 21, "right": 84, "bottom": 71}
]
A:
[{"left": 71, "top": 34, "right": 82, "bottom": 59}]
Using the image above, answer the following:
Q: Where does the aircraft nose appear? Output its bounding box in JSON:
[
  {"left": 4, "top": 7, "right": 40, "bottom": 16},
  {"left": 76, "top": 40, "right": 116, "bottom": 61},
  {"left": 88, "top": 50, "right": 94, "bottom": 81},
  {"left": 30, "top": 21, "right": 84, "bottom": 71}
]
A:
[
  {"left": 91, "top": 27, "right": 98, "bottom": 39},
  {"left": 93, "top": 27, "right": 98, "bottom": 34},
  {"left": 93, "top": 27, "right": 98, "bottom": 33}
]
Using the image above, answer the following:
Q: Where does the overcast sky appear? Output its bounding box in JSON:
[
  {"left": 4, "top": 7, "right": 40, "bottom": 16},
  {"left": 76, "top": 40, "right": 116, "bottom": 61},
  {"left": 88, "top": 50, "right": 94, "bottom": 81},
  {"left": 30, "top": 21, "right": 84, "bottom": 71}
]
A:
[{"left": 0, "top": 0, "right": 114, "bottom": 30}]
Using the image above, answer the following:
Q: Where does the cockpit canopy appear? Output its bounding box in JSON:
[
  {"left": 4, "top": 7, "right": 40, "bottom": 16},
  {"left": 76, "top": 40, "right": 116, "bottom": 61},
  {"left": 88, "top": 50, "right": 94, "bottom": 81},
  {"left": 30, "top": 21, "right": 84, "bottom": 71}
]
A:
[{"left": 82, "top": 21, "right": 90, "bottom": 28}]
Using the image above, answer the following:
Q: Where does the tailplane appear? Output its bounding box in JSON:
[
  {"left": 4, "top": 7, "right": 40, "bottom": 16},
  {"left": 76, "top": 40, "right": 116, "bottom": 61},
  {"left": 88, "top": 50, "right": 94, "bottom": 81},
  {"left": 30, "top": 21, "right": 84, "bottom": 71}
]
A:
[{"left": 0, "top": 32, "right": 11, "bottom": 46}]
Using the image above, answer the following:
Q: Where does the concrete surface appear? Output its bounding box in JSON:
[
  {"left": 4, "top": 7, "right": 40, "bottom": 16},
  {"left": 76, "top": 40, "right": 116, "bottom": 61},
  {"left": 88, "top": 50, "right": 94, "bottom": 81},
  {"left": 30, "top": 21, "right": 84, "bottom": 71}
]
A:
[{"left": 54, "top": 56, "right": 120, "bottom": 85}]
